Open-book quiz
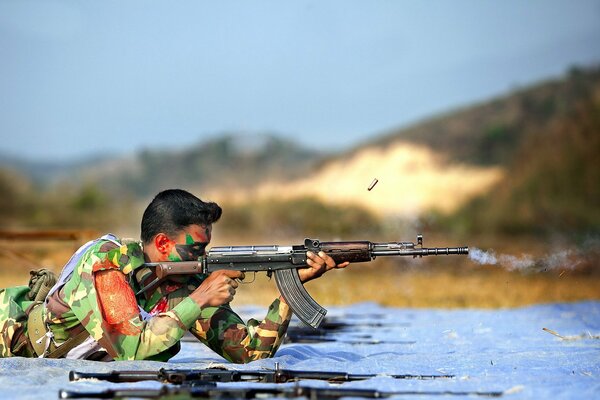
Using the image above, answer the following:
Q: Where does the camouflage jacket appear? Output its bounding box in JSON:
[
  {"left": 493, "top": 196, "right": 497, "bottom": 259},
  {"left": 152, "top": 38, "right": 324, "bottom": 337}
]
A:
[{"left": 43, "top": 235, "right": 292, "bottom": 362}]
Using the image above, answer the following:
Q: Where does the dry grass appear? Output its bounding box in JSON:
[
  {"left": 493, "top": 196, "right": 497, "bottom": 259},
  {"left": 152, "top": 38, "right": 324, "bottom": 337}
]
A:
[
  {"left": 231, "top": 262, "right": 600, "bottom": 309},
  {"left": 2, "top": 235, "right": 598, "bottom": 310}
]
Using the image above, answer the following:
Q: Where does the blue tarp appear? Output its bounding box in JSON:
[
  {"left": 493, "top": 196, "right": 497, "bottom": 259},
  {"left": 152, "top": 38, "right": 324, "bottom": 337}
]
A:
[{"left": 0, "top": 301, "right": 598, "bottom": 399}]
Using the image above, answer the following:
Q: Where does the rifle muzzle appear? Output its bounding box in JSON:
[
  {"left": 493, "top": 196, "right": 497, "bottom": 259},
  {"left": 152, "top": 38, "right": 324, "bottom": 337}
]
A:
[{"left": 423, "top": 246, "right": 469, "bottom": 255}]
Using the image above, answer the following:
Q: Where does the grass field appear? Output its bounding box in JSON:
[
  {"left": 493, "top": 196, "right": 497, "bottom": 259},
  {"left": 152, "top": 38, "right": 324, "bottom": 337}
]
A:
[
  {"left": 1, "top": 234, "right": 598, "bottom": 309},
  {"left": 232, "top": 261, "right": 600, "bottom": 309}
]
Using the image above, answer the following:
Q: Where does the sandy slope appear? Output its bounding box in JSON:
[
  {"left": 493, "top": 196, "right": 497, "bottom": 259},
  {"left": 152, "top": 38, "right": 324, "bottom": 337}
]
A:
[{"left": 208, "top": 142, "right": 503, "bottom": 216}]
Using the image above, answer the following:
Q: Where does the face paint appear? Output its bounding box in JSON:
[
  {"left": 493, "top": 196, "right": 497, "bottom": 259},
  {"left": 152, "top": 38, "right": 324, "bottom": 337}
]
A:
[
  {"left": 174, "top": 234, "right": 208, "bottom": 261},
  {"left": 175, "top": 242, "right": 208, "bottom": 261}
]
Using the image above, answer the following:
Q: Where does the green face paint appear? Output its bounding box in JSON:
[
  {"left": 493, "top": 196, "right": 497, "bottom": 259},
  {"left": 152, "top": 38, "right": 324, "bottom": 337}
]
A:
[
  {"left": 185, "top": 234, "right": 195, "bottom": 245},
  {"left": 168, "top": 253, "right": 182, "bottom": 262},
  {"left": 174, "top": 234, "right": 209, "bottom": 261}
]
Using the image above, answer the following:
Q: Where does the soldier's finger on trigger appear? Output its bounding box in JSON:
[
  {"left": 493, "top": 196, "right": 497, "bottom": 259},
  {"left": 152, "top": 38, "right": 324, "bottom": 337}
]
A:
[{"left": 224, "top": 269, "right": 243, "bottom": 279}]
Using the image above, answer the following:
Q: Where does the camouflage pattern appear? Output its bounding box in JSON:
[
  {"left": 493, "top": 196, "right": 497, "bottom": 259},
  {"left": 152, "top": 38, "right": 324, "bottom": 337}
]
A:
[
  {"left": 0, "top": 235, "right": 293, "bottom": 362},
  {"left": 0, "top": 286, "right": 35, "bottom": 357},
  {"left": 132, "top": 265, "right": 293, "bottom": 363},
  {"left": 190, "top": 298, "right": 292, "bottom": 363}
]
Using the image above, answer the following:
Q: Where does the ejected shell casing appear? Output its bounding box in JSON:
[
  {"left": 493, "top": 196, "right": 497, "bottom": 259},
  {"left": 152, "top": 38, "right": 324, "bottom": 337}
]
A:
[{"left": 367, "top": 178, "right": 379, "bottom": 191}]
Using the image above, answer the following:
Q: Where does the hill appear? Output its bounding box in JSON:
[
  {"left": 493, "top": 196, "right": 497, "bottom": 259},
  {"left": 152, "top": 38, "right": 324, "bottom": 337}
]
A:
[
  {"left": 1, "top": 66, "right": 598, "bottom": 237},
  {"left": 0, "top": 133, "right": 323, "bottom": 189},
  {"left": 208, "top": 66, "right": 600, "bottom": 230},
  {"left": 79, "top": 133, "right": 324, "bottom": 198},
  {"left": 209, "top": 142, "right": 503, "bottom": 217},
  {"left": 370, "top": 66, "right": 600, "bottom": 168},
  {"left": 448, "top": 67, "right": 600, "bottom": 236}
]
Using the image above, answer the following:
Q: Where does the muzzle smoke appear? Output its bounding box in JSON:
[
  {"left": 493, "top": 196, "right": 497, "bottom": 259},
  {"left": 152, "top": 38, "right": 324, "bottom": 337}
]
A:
[
  {"left": 469, "top": 249, "right": 570, "bottom": 271},
  {"left": 469, "top": 238, "right": 599, "bottom": 272}
]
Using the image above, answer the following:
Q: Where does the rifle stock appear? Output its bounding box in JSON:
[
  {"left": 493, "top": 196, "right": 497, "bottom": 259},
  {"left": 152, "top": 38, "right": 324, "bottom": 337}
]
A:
[{"left": 139, "top": 235, "right": 468, "bottom": 328}]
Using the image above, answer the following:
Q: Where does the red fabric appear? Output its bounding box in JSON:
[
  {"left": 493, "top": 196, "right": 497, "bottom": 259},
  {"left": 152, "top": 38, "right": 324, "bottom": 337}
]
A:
[
  {"left": 92, "top": 258, "right": 118, "bottom": 273},
  {"left": 149, "top": 297, "right": 169, "bottom": 316},
  {"left": 95, "top": 269, "right": 141, "bottom": 335}
]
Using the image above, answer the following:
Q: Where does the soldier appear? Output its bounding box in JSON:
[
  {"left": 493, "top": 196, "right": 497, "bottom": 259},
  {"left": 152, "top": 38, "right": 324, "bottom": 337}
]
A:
[{"left": 0, "top": 189, "right": 348, "bottom": 362}]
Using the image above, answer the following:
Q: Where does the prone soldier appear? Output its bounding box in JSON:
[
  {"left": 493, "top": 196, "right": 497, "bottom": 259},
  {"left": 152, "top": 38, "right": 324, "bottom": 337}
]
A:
[{"left": 0, "top": 189, "right": 348, "bottom": 362}]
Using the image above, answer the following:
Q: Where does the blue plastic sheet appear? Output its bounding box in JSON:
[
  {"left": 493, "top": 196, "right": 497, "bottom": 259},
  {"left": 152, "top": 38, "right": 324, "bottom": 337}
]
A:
[{"left": 0, "top": 301, "right": 598, "bottom": 399}]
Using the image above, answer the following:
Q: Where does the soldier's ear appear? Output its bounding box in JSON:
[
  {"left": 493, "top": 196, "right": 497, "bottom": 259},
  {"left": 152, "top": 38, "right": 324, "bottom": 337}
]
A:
[{"left": 154, "top": 233, "right": 174, "bottom": 255}]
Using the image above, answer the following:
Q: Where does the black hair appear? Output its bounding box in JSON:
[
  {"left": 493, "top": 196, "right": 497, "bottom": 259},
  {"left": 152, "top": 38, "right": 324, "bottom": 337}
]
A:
[{"left": 141, "top": 189, "right": 222, "bottom": 244}]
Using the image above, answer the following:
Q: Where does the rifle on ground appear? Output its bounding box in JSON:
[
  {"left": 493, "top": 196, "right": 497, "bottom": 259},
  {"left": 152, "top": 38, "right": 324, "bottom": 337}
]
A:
[
  {"left": 139, "top": 234, "right": 468, "bottom": 328},
  {"left": 59, "top": 384, "right": 504, "bottom": 399},
  {"left": 69, "top": 365, "right": 454, "bottom": 384},
  {"left": 288, "top": 319, "right": 411, "bottom": 332},
  {"left": 284, "top": 333, "right": 417, "bottom": 345}
]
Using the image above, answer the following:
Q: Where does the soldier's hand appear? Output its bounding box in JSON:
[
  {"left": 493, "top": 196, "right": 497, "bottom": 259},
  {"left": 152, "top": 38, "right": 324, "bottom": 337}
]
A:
[
  {"left": 190, "top": 270, "right": 245, "bottom": 307},
  {"left": 298, "top": 251, "right": 350, "bottom": 283}
]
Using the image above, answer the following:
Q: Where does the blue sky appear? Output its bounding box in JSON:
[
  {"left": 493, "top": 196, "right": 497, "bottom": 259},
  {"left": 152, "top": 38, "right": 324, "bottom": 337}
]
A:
[{"left": 1, "top": 1, "right": 599, "bottom": 161}]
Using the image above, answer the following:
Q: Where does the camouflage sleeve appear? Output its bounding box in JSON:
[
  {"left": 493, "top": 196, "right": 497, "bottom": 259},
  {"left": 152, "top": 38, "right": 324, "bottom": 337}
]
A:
[
  {"left": 63, "top": 240, "right": 205, "bottom": 361},
  {"left": 118, "top": 297, "right": 203, "bottom": 361},
  {"left": 189, "top": 298, "right": 292, "bottom": 363}
]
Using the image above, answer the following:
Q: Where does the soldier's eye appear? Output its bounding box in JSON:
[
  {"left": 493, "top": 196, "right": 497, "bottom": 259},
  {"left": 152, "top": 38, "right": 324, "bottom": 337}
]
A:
[{"left": 176, "top": 241, "right": 209, "bottom": 260}]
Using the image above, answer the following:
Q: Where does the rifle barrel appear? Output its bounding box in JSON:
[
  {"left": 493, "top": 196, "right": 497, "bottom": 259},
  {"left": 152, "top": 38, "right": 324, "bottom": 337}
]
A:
[
  {"left": 372, "top": 245, "right": 469, "bottom": 257},
  {"left": 69, "top": 370, "right": 160, "bottom": 382}
]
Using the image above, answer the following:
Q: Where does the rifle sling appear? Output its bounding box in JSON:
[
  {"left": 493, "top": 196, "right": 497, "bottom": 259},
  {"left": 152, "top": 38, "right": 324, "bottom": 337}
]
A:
[{"left": 27, "top": 303, "right": 90, "bottom": 358}]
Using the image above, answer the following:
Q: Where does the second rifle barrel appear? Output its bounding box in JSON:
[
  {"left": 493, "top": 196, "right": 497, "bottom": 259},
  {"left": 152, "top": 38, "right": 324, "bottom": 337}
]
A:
[{"left": 69, "top": 370, "right": 158, "bottom": 382}]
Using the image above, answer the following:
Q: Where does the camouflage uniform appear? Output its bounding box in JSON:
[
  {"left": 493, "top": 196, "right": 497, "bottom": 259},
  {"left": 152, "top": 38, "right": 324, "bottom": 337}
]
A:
[
  {"left": 0, "top": 286, "right": 36, "bottom": 358},
  {"left": 0, "top": 235, "right": 292, "bottom": 362}
]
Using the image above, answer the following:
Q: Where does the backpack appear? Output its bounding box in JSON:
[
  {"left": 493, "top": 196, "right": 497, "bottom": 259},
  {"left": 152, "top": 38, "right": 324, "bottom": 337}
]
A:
[{"left": 0, "top": 269, "right": 56, "bottom": 357}]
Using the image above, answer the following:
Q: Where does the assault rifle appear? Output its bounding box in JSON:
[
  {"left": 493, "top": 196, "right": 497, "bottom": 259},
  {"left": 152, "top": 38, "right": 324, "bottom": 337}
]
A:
[
  {"left": 139, "top": 234, "right": 468, "bottom": 328},
  {"left": 69, "top": 365, "right": 454, "bottom": 384},
  {"left": 59, "top": 384, "right": 504, "bottom": 399}
]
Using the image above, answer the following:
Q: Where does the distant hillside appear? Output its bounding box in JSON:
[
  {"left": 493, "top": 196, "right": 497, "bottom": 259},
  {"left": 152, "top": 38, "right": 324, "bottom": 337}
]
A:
[
  {"left": 212, "top": 142, "right": 503, "bottom": 217},
  {"left": 210, "top": 66, "right": 600, "bottom": 226},
  {"left": 0, "top": 134, "right": 322, "bottom": 190},
  {"left": 0, "top": 133, "right": 326, "bottom": 230},
  {"left": 0, "top": 153, "right": 116, "bottom": 187},
  {"left": 81, "top": 133, "right": 324, "bottom": 197},
  {"left": 1, "top": 66, "right": 598, "bottom": 237},
  {"left": 447, "top": 67, "right": 600, "bottom": 236},
  {"left": 369, "top": 66, "right": 600, "bottom": 168}
]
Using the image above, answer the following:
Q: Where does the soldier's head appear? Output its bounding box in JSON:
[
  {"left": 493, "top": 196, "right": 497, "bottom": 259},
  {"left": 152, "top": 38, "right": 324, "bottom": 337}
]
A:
[{"left": 141, "top": 189, "right": 222, "bottom": 261}]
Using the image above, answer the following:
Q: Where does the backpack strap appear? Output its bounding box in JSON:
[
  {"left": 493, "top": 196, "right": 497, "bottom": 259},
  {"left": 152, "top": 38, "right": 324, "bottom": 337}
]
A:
[
  {"left": 26, "top": 302, "right": 91, "bottom": 358},
  {"left": 26, "top": 303, "right": 47, "bottom": 357}
]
